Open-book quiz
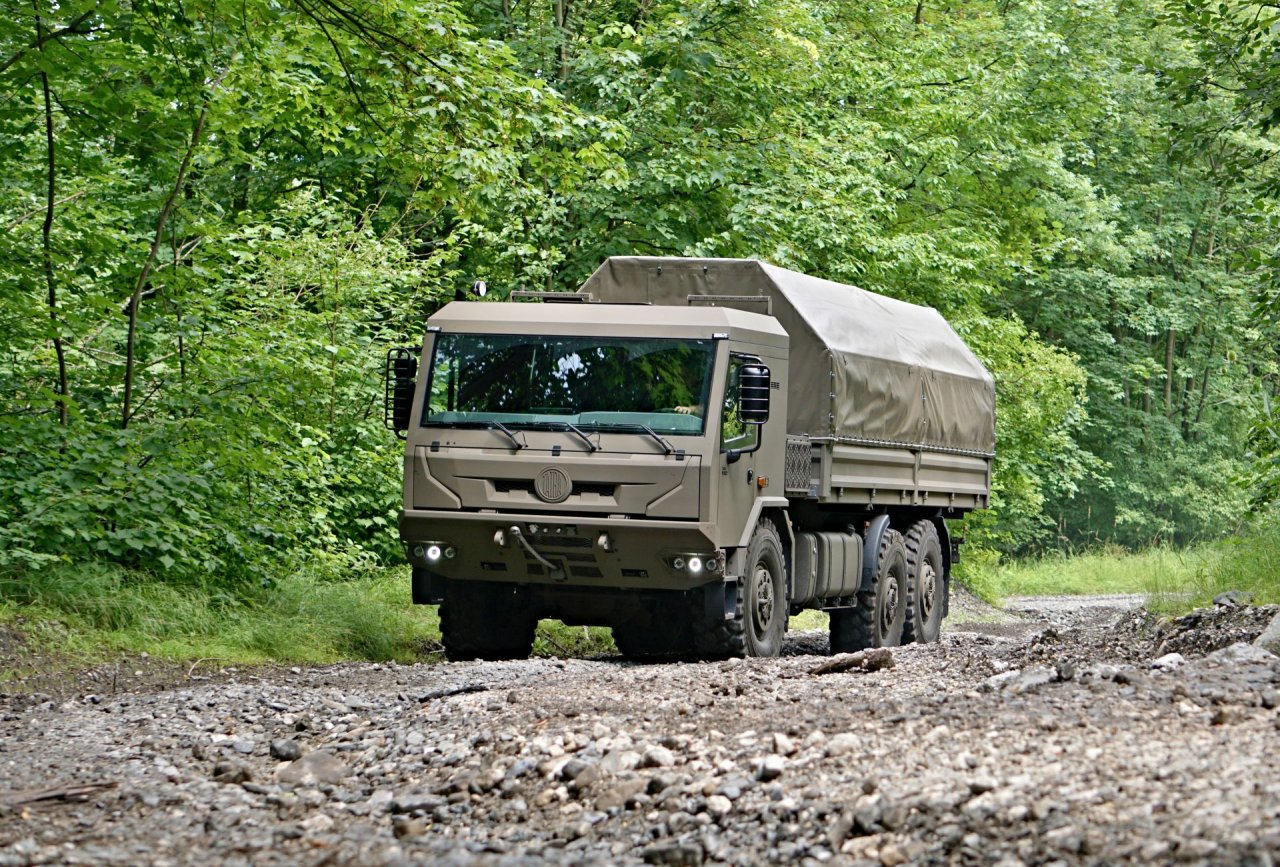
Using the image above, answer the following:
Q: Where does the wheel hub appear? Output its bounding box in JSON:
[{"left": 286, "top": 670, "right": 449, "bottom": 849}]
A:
[
  {"left": 920, "top": 562, "right": 937, "bottom": 619},
  {"left": 881, "top": 575, "right": 899, "bottom": 634},
  {"left": 752, "top": 564, "right": 774, "bottom": 633}
]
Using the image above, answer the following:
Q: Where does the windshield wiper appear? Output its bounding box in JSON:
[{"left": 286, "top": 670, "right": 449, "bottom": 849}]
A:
[
  {"left": 561, "top": 421, "right": 600, "bottom": 453},
  {"left": 587, "top": 422, "right": 675, "bottom": 455},
  {"left": 489, "top": 420, "right": 525, "bottom": 450}
]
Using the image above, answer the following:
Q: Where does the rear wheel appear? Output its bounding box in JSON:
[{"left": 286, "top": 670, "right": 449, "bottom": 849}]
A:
[
  {"left": 440, "top": 580, "right": 536, "bottom": 661},
  {"left": 829, "top": 528, "right": 908, "bottom": 652},
  {"left": 903, "top": 520, "right": 945, "bottom": 644}
]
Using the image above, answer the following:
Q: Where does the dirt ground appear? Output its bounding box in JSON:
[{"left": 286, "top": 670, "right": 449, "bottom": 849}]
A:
[{"left": 1, "top": 595, "right": 1279, "bottom": 866}]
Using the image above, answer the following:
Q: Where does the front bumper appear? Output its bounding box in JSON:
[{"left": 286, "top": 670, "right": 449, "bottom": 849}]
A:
[{"left": 400, "top": 508, "right": 724, "bottom": 591}]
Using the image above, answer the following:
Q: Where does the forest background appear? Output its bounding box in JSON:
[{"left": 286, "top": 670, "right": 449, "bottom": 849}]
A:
[{"left": 2, "top": 0, "right": 1279, "bottom": 659}]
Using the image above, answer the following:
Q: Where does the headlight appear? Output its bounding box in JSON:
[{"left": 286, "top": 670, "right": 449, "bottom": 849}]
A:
[{"left": 426, "top": 544, "right": 443, "bottom": 562}]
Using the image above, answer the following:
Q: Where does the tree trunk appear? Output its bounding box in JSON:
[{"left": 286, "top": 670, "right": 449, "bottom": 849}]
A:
[
  {"left": 1164, "top": 328, "right": 1175, "bottom": 416},
  {"left": 123, "top": 68, "right": 227, "bottom": 429},
  {"left": 34, "top": 4, "right": 68, "bottom": 427}
]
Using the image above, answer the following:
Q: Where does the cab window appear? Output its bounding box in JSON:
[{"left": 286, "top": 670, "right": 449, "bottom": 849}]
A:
[{"left": 721, "top": 356, "right": 759, "bottom": 451}]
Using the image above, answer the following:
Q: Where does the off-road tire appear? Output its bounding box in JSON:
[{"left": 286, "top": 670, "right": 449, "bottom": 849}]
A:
[
  {"left": 440, "top": 580, "right": 536, "bottom": 661},
  {"left": 694, "top": 520, "right": 787, "bottom": 659},
  {"left": 903, "top": 520, "right": 945, "bottom": 644},
  {"left": 829, "top": 528, "right": 908, "bottom": 653}
]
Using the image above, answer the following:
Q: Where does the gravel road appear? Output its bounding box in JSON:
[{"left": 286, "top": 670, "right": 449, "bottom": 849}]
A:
[{"left": 2, "top": 597, "right": 1279, "bottom": 867}]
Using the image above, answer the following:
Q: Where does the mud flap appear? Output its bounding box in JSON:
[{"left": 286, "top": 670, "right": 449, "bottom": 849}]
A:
[
  {"left": 706, "top": 579, "right": 740, "bottom": 622},
  {"left": 411, "top": 567, "right": 445, "bottom": 605}
]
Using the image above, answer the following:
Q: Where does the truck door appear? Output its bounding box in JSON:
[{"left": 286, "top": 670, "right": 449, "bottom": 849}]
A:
[{"left": 716, "top": 354, "right": 761, "bottom": 547}]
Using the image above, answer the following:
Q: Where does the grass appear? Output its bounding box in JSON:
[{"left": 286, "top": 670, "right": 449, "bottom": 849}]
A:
[
  {"left": 5, "top": 519, "right": 1277, "bottom": 672},
  {"left": 0, "top": 561, "right": 617, "bottom": 668},
  {"left": 978, "top": 544, "right": 1215, "bottom": 600}
]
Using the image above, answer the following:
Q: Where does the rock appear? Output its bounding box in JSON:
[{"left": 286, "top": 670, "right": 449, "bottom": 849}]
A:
[
  {"left": 982, "top": 670, "right": 1020, "bottom": 691},
  {"left": 270, "top": 738, "right": 303, "bottom": 761},
  {"left": 755, "top": 754, "right": 785, "bottom": 781},
  {"left": 879, "top": 842, "right": 908, "bottom": 866},
  {"left": 825, "top": 732, "right": 858, "bottom": 757},
  {"left": 596, "top": 778, "right": 648, "bottom": 812},
  {"left": 231, "top": 739, "right": 255, "bottom": 754},
  {"left": 1204, "top": 643, "right": 1277, "bottom": 666},
  {"left": 277, "top": 751, "right": 351, "bottom": 786},
  {"left": 299, "top": 813, "right": 335, "bottom": 834},
  {"left": 391, "top": 816, "right": 426, "bottom": 838},
  {"left": 601, "top": 750, "right": 641, "bottom": 774},
  {"left": 641, "top": 842, "right": 704, "bottom": 866},
  {"left": 1254, "top": 612, "right": 1280, "bottom": 655},
  {"left": 772, "top": 732, "right": 797, "bottom": 756},
  {"left": 213, "top": 761, "right": 252, "bottom": 784},
  {"left": 1150, "top": 653, "right": 1186, "bottom": 671},
  {"left": 705, "top": 794, "right": 732, "bottom": 817},
  {"left": 641, "top": 746, "right": 677, "bottom": 768},
  {"left": 1214, "top": 590, "right": 1253, "bottom": 608}
]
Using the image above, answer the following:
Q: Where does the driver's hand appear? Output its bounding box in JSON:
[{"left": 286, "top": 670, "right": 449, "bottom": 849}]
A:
[{"left": 675, "top": 405, "right": 703, "bottom": 415}]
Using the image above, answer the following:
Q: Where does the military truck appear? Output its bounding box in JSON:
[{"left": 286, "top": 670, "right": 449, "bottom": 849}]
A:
[{"left": 385, "top": 257, "right": 994, "bottom": 660}]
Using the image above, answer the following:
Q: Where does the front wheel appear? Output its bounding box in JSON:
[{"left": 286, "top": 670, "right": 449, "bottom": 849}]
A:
[{"left": 742, "top": 521, "right": 787, "bottom": 657}]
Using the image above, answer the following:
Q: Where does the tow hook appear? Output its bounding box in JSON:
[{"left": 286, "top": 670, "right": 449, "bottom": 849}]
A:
[{"left": 508, "top": 525, "right": 566, "bottom": 582}]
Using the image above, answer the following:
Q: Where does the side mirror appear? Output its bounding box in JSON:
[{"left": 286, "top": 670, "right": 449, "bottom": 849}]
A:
[
  {"left": 738, "top": 364, "right": 771, "bottom": 425},
  {"left": 384, "top": 347, "right": 419, "bottom": 437}
]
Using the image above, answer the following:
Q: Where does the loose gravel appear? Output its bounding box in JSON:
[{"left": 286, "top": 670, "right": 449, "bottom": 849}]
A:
[{"left": 2, "top": 599, "right": 1279, "bottom": 866}]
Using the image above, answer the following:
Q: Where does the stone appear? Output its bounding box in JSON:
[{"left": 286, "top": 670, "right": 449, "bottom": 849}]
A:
[
  {"left": 705, "top": 794, "right": 732, "bottom": 817},
  {"left": 1213, "top": 590, "right": 1253, "bottom": 608},
  {"left": 641, "top": 746, "right": 677, "bottom": 768},
  {"left": 1205, "top": 643, "right": 1277, "bottom": 666},
  {"left": 1254, "top": 613, "right": 1280, "bottom": 656},
  {"left": 772, "top": 733, "right": 797, "bottom": 756},
  {"left": 277, "top": 751, "right": 351, "bottom": 786},
  {"left": 641, "top": 842, "right": 704, "bottom": 866},
  {"left": 299, "top": 813, "right": 335, "bottom": 834},
  {"left": 212, "top": 761, "right": 252, "bottom": 784},
  {"left": 1150, "top": 653, "right": 1186, "bottom": 671},
  {"left": 270, "top": 738, "right": 303, "bottom": 761},
  {"left": 825, "top": 733, "right": 858, "bottom": 757},
  {"left": 596, "top": 778, "right": 648, "bottom": 812},
  {"left": 392, "top": 816, "right": 426, "bottom": 839},
  {"left": 755, "top": 754, "right": 785, "bottom": 782}
]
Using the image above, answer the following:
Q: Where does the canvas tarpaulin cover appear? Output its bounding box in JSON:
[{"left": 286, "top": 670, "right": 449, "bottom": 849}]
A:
[{"left": 579, "top": 257, "right": 995, "bottom": 455}]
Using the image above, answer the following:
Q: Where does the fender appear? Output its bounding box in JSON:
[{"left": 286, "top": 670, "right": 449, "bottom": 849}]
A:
[
  {"left": 859, "top": 513, "right": 892, "bottom": 593},
  {"left": 735, "top": 496, "right": 793, "bottom": 549}
]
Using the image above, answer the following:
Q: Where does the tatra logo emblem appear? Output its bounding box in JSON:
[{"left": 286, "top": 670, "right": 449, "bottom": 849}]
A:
[{"left": 535, "top": 466, "right": 572, "bottom": 503}]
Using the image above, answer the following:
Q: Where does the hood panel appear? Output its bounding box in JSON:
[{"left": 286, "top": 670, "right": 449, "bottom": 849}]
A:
[{"left": 414, "top": 447, "right": 701, "bottom": 519}]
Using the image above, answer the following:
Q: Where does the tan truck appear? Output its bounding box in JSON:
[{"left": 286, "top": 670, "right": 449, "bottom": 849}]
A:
[{"left": 386, "top": 257, "right": 994, "bottom": 660}]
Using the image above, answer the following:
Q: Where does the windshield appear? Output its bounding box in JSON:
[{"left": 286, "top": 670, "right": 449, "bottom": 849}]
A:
[{"left": 423, "top": 333, "right": 716, "bottom": 436}]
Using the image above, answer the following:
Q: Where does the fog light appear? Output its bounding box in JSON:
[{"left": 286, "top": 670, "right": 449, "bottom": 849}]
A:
[
  {"left": 444, "top": 546, "right": 457, "bottom": 560},
  {"left": 412, "top": 545, "right": 426, "bottom": 559},
  {"left": 425, "top": 544, "right": 442, "bottom": 562},
  {"left": 688, "top": 556, "right": 703, "bottom": 574},
  {"left": 672, "top": 556, "right": 686, "bottom": 570},
  {"left": 705, "top": 558, "right": 719, "bottom": 573}
]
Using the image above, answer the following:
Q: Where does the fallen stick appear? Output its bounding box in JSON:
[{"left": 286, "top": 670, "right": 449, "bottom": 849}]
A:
[
  {"left": 0, "top": 782, "right": 119, "bottom": 808},
  {"left": 417, "top": 684, "right": 489, "bottom": 703}
]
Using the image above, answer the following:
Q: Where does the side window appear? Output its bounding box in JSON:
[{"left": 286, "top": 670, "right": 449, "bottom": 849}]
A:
[{"left": 722, "top": 357, "right": 759, "bottom": 451}]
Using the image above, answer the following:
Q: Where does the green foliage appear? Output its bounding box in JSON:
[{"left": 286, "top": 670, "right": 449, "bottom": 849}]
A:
[
  {"left": 2, "top": 0, "right": 1280, "bottom": 655},
  {"left": 1187, "top": 514, "right": 1280, "bottom": 607},
  {"left": 980, "top": 545, "right": 1214, "bottom": 599}
]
